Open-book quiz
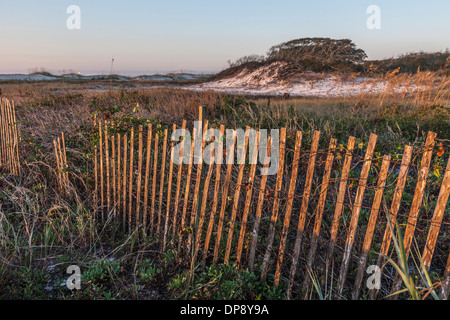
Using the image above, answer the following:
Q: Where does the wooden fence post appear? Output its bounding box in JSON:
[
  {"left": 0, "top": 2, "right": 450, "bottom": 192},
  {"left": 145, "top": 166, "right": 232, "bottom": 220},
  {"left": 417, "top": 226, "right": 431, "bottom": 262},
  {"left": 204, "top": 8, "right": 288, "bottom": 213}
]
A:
[
  {"left": 192, "top": 125, "right": 216, "bottom": 266},
  {"left": 163, "top": 124, "right": 177, "bottom": 253},
  {"left": 171, "top": 120, "right": 186, "bottom": 245},
  {"left": 352, "top": 155, "right": 391, "bottom": 300},
  {"left": 150, "top": 132, "right": 159, "bottom": 234},
  {"left": 135, "top": 125, "right": 144, "bottom": 230},
  {"left": 213, "top": 129, "right": 236, "bottom": 265},
  {"left": 186, "top": 121, "right": 208, "bottom": 257},
  {"left": 369, "top": 145, "right": 412, "bottom": 299},
  {"left": 224, "top": 126, "right": 250, "bottom": 263},
  {"left": 178, "top": 129, "right": 195, "bottom": 253},
  {"left": 157, "top": 129, "right": 168, "bottom": 237},
  {"left": 324, "top": 136, "right": 356, "bottom": 294},
  {"left": 122, "top": 134, "right": 128, "bottom": 227},
  {"left": 202, "top": 125, "right": 225, "bottom": 265},
  {"left": 389, "top": 131, "right": 437, "bottom": 298},
  {"left": 260, "top": 128, "right": 286, "bottom": 282},
  {"left": 273, "top": 131, "right": 302, "bottom": 286},
  {"left": 236, "top": 130, "right": 259, "bottom": 267},
  {"left": 422, "top": 155, "right": 450, "bottom": 269},
  {"left": 336, "top": 133, "right": 377, "bottom": 299},
  {"left": 286, "top": 130, "right": 320, "bottom": 298},
  {"left": 248, "top": 136, "right": 272, "bottom": 272},
  {"left": 302, "top": 138, "right": 337, "bottom": 296},
  {"left": 142, "top": 125, "right": 152, "bottom": 230},
  {"left": 128, "top": 127, "right": 135, "bottom": 232}
]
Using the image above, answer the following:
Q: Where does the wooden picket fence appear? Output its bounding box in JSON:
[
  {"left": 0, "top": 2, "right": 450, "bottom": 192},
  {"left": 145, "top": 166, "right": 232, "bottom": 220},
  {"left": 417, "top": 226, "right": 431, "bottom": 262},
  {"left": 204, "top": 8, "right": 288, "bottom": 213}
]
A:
[
  {"left": 0, "top": 98, "right": 21, "bottom": 175},
  {"left": 93, "top": 107, "right": 450, "bottom": 300}
]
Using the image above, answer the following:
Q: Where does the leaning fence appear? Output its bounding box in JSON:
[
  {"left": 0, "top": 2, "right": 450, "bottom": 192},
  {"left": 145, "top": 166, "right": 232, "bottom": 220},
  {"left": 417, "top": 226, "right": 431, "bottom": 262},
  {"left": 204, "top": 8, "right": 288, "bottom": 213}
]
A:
[
  {"left": 0, "top": 98, "right": 20, "bottom": 175},
  {"left": 90, "top": 107, "right": 449, "bottom": 300}
]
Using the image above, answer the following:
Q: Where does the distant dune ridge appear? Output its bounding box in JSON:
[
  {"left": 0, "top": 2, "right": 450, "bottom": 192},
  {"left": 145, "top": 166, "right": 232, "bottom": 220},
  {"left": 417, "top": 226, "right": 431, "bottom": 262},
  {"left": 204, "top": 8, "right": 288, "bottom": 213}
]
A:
[{"left": 1, "top": 37, "right": 448, "bottom": 97}]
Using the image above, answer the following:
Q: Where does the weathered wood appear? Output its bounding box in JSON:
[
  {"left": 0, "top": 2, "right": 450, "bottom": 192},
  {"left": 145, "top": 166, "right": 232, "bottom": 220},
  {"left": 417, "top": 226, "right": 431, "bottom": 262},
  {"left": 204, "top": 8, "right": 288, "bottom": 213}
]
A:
[
  {"left": 213, "top": 130, "right": 237, "bottom": 265},
  {"left": 202, "top": 125, "right": 225, "bottom": 265},
  {"left": 105, "top": 123, "right": 110, "bottom": 212},
  {"left": 111, "top": 134, "right": 116, "bottom": 215},
  {"left": 260, "top": 128, "right": 287, "bottom": 282},
  {"left": 135, "top": 126, "right": 144, "bottom": 229},
  {"left": 171, "top": 120, "right": 186, "bottom": 245},
  {"left": 422, "top": 155, "right": 450, "bottom": 268},
  {"left": 236, "top": 131, "right": 260, "bottom": 266},
  {"left": 248, "top": 136, "right": 272, "bottom": 272},
  {"left": 128, "top": 127, "right": 135, "bottom": 232},
  {"left": 116, "top": 133, "right": 121, "bottom": 220},
  {"left": 142, "top": 126, "right": 152, "bottom": 230},
  {"left": 122, "top": 134, "right": 128, "bottom": 227},
  {"left": 157, "top": 129, "right": 169, "bottom": 237},
  {"left": 99, "top": 121, "right": 104, "bottom": 218},
  {"left": 177, "top": 130, "right": 195, "bottom": 253},
  {"left": 11, "top": 101, "right": 20, "bottom": 174},
  {"left": 336, "top": 133, "right": 378, "bottom": 299},
  {"left": 302, "top": 138, "right": 337, "bottom": 295},
  {"left": 53, "top": 139, "right": 63, "bottom": 191},
  {"left": 57, "top": 137, "right": 66, "bottom": 191},
  {"left": 94, "top": 129, "right": 98, "bottom": 212},
  {"left": 150, "top": 133, "right": 159, "bottom": 233},
  {"left": 192, "top": 126, "right": 216, "bottom": 266},
  {"left": 61, "top": 132, "right": 68, "bottom": 184},
  {"left": 286, "top": 130, "right": 321, "bottom": 298},
  {"left": 389, "top": 131, "right": 437, "bottom": 298},
  {"left": 273, "top": 131, "right": 303, "bottom": 286},
  {"left": 369, "top": 145, "right": 412, "bottom": 300},
  {"left": 324, "top": 136, "right": 356, "bottom": 291},
  {"left": 186, "top": 122, "right": 208, "bottom": 257},
  {"left": 163, "top": 124, "right": 177, "bottom": 253},
  {"left": 352, "top": 155, "right": 391, "bottom": 300},
  {"left": 224, "top": 126, "right": 250, "bottom": 263}
]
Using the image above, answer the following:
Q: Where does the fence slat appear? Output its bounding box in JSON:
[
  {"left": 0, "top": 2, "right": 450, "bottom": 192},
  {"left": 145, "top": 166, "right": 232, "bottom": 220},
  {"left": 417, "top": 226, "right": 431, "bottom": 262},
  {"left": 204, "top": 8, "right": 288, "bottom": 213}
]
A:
[
  {"left": 369, "top": 145, "right": 412, "bottom": 299},
  {"left": 236, "top": 130, "right": 259, "bottom": 267},
  {"left": 150, "top": 133, "right": 159, "bottom": 234},
  {"left": 99, "top": 121, "right": 104, "bottom": 219},
  {"left": 163, "top": 124, "right": 177, "bottom": 253},
  {"left": 186, "top": 122, "right": 208, "bottom": 257},
  {"left": 323, "top": 136, "right": 356, "bottom": 294},
  {"left": 192, "top": 126, "right": 216, "bottom": 266},
  {"left": 389, "top": 131, "right": 437, "bottom": 298},
  {"left": 116, "top": 133, "right": 121, "bottom": 219},
  {"left": 286, "top": 130, "right": 321, "bottom": 298},
  {"left": 128, "top": 127, "right": 135, "bottom": 232},
  {"left": 142, "top": 126, "right": 152, "bottom": 230},
  {"left": 202, "top": 125, "right": 225, "bottom": 265},
  {"left": 224, "top": 126, "right": 250, "bottom": 263},
  {"left": 302, "top": 138, "right": 337, "bottom": 296},
  {"left": 260, "top": 128, "right": 287, "bottom": 282},
  {"left": 422, "top": 155, "right": 450, "bottom": 269},
  {"left": 336, "top": 133, "right": 377, "bottom": 299},
  {"left": 274, "top": 131, "right": 302, "bottom": 286},
  {"left": 157, "top": 129, "right": 168, "bottom": 237},
  {"left": 352, "top": 155, "right": 391, "bottom": 300},
  {"left": 122, "top": 134, "right": 128, "bottom": 227},
  {"left": 178, "top": 131, "right": 195, "bottom": 253},
  {"left": 248, "top": 136, "right": 272, "bottom": 271},
  {"left": 213, "top": 129, "right": 236, "bottom": 265},
  {"left": 111, "top": 134, "right": 116, "bottom": 215},
  {"left": 135, "top": 126, "right": 144, "bottom": 229},
  {"left": 105, "top": 123, "right": 110, "bottom": 212},
  {"left": 171, "top": 120, "right": 186, "bottom": 245}
]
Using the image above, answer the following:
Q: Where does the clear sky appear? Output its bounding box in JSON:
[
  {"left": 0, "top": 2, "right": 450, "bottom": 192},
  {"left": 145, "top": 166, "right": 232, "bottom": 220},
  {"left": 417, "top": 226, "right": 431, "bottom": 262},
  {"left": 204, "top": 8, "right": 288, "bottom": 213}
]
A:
[{"left": 0, "top": 0, "right": 449, "bottom": 75}]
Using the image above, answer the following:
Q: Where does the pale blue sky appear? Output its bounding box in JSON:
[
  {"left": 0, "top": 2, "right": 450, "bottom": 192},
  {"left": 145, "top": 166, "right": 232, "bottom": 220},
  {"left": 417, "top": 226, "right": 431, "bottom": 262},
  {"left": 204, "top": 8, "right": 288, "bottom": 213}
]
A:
[{"left": 0, "top": 0, "right": 449, "bottom": 75}]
